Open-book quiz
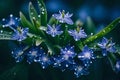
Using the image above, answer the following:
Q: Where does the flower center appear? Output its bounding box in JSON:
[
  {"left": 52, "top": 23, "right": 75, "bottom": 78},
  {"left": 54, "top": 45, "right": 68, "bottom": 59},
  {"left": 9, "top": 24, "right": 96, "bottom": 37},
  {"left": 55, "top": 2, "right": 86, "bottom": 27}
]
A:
[
  {"left": 84, "top": 52, "right": 91, "bottom": 59},
  {"left": 31, "top": 51, "right": 37, "bottom": 56},
  {"left": 42, "top": 57, "right": 48, "bottom": 62},
  {"left": 63, "top": 54, "right": 69, "bottom": 60},
  {"left": 77, "top": 66, "right": 83, "bottom": 71}
]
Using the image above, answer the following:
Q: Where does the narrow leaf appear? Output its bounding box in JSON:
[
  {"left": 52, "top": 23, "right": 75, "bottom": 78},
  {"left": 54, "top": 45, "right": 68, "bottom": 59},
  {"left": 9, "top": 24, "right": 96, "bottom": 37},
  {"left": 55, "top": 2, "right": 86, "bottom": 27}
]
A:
[
  {"left": 20, "top": 12, "right": 36, "bottom": 32},
  {"left": 38, "top": 0, "right": 47, "bottom": 26},
  {"left": 48, "top": 17, "right": 56, "bottom": 25},
  {"left": 29, "top": 2, "right": 41, "bottom": 26},
  {"left": 86, "top": 17, "right": 96, "bottom": 34},
  {"left": 83, "top": 17, "right": 120, "bottom": 44},
  {"left": 35, "top": 38, "right": 43, "bottom": 46}
]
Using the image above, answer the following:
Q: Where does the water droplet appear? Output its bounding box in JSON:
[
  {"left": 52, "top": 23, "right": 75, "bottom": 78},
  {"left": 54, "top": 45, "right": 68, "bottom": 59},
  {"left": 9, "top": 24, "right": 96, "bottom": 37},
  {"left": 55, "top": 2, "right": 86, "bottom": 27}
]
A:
[
  {"left": 0, "top": 30, "right": 3, "bottom": 33},
  {"left": 2, "top": 18, "right": 5, "bottom": 21},
  {"left": 38, "top": 15, "right": 41, "bottom": 18},
  {"left": 38, "top": 3, "right": 41, "bottom": 6},
  {"left": 42, "top": 8, "right": 45, "bottom": 11},
  {"left": 108, "top": 28, "right": 111, "bottom": 30},
  {"left": 10, "top": 14, "right": 13, "bottom": 17},
  {"left": 103, "top": 30, "right": 105, "bottom": 33},
  {"left": 41, "top": 12, "right": 44, "bottom": 14},
  {"left": 2, "top": 25, "right": 5, "bottom": 28},
  {"left": 95, "top": 36, "right": 97, "bottom": 38},
  {"left": 90, "top": 33, "right": 93, "bottom": 35},
  {"left": 66, "top": 64, "right": 69, "bottom": 67},
  {"left": 31, "top": 12, "right": 33, "bottom": 15},
  {"left": 111, "top": 25, "right": 113, "bottom": 26},
  {"left": 32, "top": 17, "right": 35, "bottom": 19}
]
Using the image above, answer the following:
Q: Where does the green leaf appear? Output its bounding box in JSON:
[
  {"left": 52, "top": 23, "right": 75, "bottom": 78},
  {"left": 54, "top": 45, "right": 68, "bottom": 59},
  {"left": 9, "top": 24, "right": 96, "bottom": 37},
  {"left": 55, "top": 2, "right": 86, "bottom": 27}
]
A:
[
  {"left": 0, "top": 31, "right": 13, "bottom": 40},
  {"left": 48, "top": 17, "right": 56, "bottom": 25},
  {"left": 108, "top": 53, "right": 117, "bottom": 71},
  {"left": 83, "top": 17, "right": 120, "bottom": 44},
  {"left": 20, "top": 12, "right": 36, "bottom": 32},
  {"left": 29, "top": 2, "right": 41, "bottom": 26},
  {"left": 86, "top": 17, "right": 96, "bottom": 34},
  {"left": 35, "top": 38, "right": 43, "bottom": 46},
  {"left": 38, "top": 0, "right": 47, "bottom": 26}
]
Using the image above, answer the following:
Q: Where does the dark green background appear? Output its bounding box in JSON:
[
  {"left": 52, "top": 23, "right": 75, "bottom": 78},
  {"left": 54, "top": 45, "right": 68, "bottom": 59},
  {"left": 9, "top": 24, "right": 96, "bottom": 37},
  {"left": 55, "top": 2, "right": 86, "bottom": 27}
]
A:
[{"left": 0, "top": 0, "right": 120, "bottom": 80}]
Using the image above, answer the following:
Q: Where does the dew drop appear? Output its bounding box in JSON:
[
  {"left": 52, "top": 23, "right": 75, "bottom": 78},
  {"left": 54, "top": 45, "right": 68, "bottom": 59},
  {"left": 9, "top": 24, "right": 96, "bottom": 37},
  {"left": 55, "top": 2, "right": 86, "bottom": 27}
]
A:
[
  {"left": 38, "top": 15, "right": 41, "bottom": 18},
  {"left": 2, "top": 18, "right": 5, "bottom": 21},
  {"left": 108, "top": 28, "right": 111, "bottom": 30},
  {"left": 31, "top": 12, "right": 34, "bottom": 15},
  {"left": 10, "top": 14, "right": 13, "bottom": 17},
  {"left": 2, "top": 25, "right": 5, "bottom": 28},
  {"left": 66, "top": 64, "right": 69, "bottom": 67},
  {"left": 41, "top": 12, "right": 44, "bottom": 14},
  {"left": 32, "top": 17, "right": 36, "bottom": 19},
  {"left": 38, "top": 3, "right": 41, "bottom": 6},
  {"left": 103, "top": 30, "right": 105, "bottom": 33},
  {"left": 90, "top": 33, "right": 93, "bottom": 35},
  {"left": 0, "top": 30, "right": 3, "bottom": 33},
  {"left": 95, "top": 36, "right": 97, "bottom": 38}
]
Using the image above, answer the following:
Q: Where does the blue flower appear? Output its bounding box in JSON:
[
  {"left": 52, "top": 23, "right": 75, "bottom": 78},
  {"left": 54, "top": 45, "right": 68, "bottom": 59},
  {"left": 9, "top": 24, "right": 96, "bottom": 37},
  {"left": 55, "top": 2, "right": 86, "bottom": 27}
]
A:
[
  {"left": 35, "top": 53, "right": 52, "bottom": 69},
  {"left": 46, "top": 24, "right": 63, "bottom": 37},
  {"left": 52, "top": 10, "right": 73, "bottom": 25},
  {"left": 68, "top": 28, "right": 87, "bottom": 41},
  {"left": 52, "top": 46, "right": 76, "bottom": 70},
  {"left": 60, "top": 57, "right": 75, "bottom": 71},
  {"left": 98, "top": 37, "right": 116, "bottom": 56},
  {"left": 115, "top": 60, "right": 120, "bottom": 72},
  {"left": 73, "top": 64, "right": 89, "bottom": 78},
  {"left": 53, "top": 55, "right": 75, "bottom": 71},
  {"left": 60, "top": 45, "right": 76, "bottom": 58},
  {"left": 52, "top": 55, "right": 64, "bottom": 68},
  {"left": 2, "top": 14, "right": 20, "bottom": 30},
  {"left": 78, "top": 45, "right": 94, "bottom": 66},
  {"left": 11, "top": 47, "right": 24, "bottom": 62},
  {"left": 12, "top": 27, "right": 29, "bottom": 41},
  {"left": 27, "top": 47, "right": 43, "bottom": 64}
]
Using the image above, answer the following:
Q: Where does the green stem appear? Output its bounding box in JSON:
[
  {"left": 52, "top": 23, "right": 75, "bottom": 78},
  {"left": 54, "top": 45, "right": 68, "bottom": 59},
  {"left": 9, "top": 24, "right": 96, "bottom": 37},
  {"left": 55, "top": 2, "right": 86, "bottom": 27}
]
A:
[{"left": 83, "top": 17, "right": 120, "bottom": 44}]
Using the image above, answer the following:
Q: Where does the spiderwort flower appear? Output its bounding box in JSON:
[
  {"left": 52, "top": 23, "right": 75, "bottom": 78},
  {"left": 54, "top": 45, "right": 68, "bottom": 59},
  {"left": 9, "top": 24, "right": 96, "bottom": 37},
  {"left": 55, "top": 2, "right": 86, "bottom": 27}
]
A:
[
  {"left": 35, "top": 53, "right": 52, "bottom": 69},
  {"left": 57, "top": 46, "right": 76, "bottom": 70},
  {"left": 53, "top": 55, "right": 75, "bottom": 71},
  {"left": 68, "top": 28, "right": 87, "bottom": 41},
  {"left": 115, "top": 60, "right": 120, "bottom": 72},
  {"left": 60, "top": 45, "right": 76, "bottom": 58},
  {"left": 53, "top": 55, "right": 64, "bottom": 68},
  {"left": 11, "top": 47, "right": 24, "bottom": 62},
  {"left": 46, "top": 24, "right": 63, "bottom": 37},
  {"left": 78, "top": 45, "right": 94, "bottom": 66},
  {"left": 27, "top": 47, "right": 42, "bottom": 64},
  {"left": 12, "top": 27, "right": 29, "bottom": 41},
  {"left": 2, "top": 14, "right": 20, "bottom": 30},
  {"left": 98, "top": 37, "right": 116, "bottom": 56},
  {"left": 52, "top": 10, "right": 73, "bottom": 25},
  {"left": 73, "top": 64, "right": 89, "bottom": 78}
]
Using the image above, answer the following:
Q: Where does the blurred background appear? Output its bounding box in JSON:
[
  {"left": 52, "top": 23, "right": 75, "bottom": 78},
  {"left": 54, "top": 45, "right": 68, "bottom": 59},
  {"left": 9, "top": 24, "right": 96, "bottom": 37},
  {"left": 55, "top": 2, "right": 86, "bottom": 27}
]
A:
[{"left": 0, "top": 0, "right": 120, "bottom": 80}]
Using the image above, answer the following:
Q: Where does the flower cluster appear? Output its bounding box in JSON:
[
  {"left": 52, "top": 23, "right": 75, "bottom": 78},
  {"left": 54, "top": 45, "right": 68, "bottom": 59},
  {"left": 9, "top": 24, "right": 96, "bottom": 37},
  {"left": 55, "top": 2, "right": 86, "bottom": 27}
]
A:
[
  {"left": 11, "top": 45, "right": 93, "bottom": 77},
  {"left": 0, "top": 2, "right": 119, "bottom": 78},
  {"left": 2, "top": 14, "right": 29, "bottom": 41}
]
